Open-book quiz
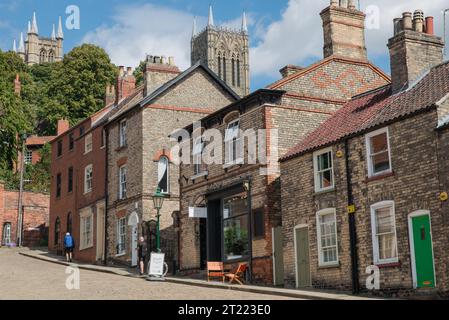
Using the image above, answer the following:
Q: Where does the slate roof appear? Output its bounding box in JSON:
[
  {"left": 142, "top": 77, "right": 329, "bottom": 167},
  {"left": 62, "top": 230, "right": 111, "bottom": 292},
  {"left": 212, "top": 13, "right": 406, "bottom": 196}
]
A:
[{"left": 281, "top": 60, "right": 449, "bottom": 162}]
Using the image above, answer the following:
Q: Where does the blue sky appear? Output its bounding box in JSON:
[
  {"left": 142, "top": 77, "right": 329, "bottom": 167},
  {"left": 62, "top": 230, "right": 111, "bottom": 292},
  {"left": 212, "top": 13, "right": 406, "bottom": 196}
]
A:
[{"left": 1, "top": 0, "right": 448, "bottom": 90}]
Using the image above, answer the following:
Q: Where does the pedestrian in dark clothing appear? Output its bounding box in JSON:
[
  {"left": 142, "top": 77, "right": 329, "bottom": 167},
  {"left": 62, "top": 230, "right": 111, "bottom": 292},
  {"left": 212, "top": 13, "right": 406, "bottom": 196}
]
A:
[
  {"left": 64, "top": 233, "right": 75, "bottom": 262},
  {"left": 137, "top": 236, "right": 147, "bottom": 275}
]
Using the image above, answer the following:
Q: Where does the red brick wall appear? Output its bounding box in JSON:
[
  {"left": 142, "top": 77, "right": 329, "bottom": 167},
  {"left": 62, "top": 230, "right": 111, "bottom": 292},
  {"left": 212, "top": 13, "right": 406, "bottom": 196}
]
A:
[{"left": 0, "top": 182, "right": 49, "bottom": 247}]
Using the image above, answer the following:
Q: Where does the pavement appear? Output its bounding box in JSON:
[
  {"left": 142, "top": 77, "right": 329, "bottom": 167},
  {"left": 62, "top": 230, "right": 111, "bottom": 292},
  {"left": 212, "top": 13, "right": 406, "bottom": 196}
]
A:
[{"left": 9, "top": 247, "right": 378, "bottom": 300}]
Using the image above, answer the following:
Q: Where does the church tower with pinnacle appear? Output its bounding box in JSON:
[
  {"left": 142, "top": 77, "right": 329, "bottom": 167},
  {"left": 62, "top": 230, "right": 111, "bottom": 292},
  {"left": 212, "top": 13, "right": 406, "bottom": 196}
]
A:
[
  {"left": 13, "top": 12, "right": 64, "bottom": 65},
  {"left": 191, "top": 6, "right": 250, "bottom": 97}
]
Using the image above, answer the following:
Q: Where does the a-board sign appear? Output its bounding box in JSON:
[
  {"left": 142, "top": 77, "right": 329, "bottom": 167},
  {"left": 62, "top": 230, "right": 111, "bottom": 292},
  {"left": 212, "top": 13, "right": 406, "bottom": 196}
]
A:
[{"left": 149, "top": 252, "right": 165, "bottom": 277}]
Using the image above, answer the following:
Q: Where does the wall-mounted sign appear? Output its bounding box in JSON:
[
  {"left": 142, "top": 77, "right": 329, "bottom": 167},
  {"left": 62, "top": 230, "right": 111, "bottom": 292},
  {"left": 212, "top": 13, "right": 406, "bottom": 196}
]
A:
[{"left": 189, "top": 207, "right": 207, "bottom": 218}]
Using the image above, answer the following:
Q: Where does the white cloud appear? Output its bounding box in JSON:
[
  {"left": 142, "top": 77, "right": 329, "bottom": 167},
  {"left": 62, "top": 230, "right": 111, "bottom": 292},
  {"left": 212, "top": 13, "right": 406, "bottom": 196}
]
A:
[
  {"left": 82, "top": 3, "right": 196, "bottom": 70},
  {"left": 250, "top": 0, "right": 448, "bottom": 77},
  {"left": 83, "top": 1, "right": 448, "bottom": 80}
]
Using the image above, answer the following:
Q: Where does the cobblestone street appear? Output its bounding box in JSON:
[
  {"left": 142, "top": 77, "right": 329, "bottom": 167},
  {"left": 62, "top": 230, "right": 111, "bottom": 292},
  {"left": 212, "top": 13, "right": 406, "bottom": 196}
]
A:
[{"left": 0, "top": 249, "right": 298, "bottom": 300}]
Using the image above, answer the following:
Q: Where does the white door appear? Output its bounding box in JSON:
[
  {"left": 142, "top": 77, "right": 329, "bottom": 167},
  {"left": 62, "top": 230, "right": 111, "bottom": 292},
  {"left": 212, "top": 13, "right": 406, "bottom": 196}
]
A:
[
  {"left": 128, "top": 211, "right": 139, "bottom": 267},
  {"left": 131, "top": 226, "right": 138, "bottom": 267}
]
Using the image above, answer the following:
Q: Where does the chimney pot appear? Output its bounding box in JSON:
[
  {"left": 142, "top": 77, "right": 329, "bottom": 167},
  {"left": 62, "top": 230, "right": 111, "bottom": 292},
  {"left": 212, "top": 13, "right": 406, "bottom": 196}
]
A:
[
  {"left": 168, "top": 57, "right": 174, "bottom": 66},
  {"left": 425, "top": 17, "right": 434, "bottom": 35},
  {"left": 339, "top": 0, "right": 348, "bottom": 8},
  {"left": 402, "top": 12, "right": 413, "bottom": 30},
  {"left": 394, "top": 18, "right": 403, "bottom": 35},
  {"left": 126, "top": 67, "right": 132, "bottom": 75},
  {"left": 413, "top": 10, "right": 424, "bottom": 32},
  {"left": 330, "top": 0, "right": 338, "bottom": 7},
  {"left": 348, "top": 0, "right": 356, "bottom": 9}
]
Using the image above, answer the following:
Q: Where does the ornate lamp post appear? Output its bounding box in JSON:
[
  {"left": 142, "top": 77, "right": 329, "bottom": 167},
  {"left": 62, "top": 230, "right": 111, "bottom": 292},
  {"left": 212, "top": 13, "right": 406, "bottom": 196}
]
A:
[{"left": 152, "top": 187, "right": 165, "bottom": 252}]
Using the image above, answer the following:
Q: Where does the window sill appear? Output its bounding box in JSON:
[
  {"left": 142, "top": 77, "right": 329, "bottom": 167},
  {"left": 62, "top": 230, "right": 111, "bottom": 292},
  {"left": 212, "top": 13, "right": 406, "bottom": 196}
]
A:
[
  {"left": 375, "top": 261, "right": 401, "bottom": 269},
  {"left": 115, "top": 253, "right": 126, "bottom": 257},
  {"left": 223, "top": 161, "right": 244, "bottom": 170},
  {"left": 84, "top": 190, "right": 92, "bottom": 195},
  {"left": 314, "top": 188, "right": 336, "bottom": 196},
  {"left": 116, "top": 146, "right": 128, "bottom": 152},
  {"left": 366, "top": 171, "right": 395, "bottom": 183},
  {"left": 84, "top": 150, "right": 92, "bottom": 156},
  {"left": 318, "top": 262, "right": 340, "bottom": 269},
  {"left": 191, "top": 172, "right": 209, "bottom": 181},
  {"left": 79, "top": 245, "right": 93, "bottom": 252}
]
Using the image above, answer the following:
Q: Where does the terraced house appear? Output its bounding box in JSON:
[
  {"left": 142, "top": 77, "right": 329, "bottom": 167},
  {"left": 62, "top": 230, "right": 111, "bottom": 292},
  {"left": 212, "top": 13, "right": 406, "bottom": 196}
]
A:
[
  {"left": 280, "top": 10, "right": 449, "bottom": 298},
  {"left": 178, "top": 0, "right": 389, "bottom": 285}
]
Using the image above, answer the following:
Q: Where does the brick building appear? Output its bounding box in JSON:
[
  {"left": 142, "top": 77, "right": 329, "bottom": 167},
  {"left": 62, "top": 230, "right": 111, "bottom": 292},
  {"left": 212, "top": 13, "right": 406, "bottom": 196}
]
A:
[
  {"left": 105, "top": 57, "right": 239, "bottom": 269},
  {"left": 178, "top": 0, "right": 389, "bottom": 285},
  {"left": 280, "top": 10, "right": 449, "bottom": 297},
  {"left": 0, "top": 182, "right": 49, "bottom": 247},
  {"left": 48, "top": 66, "right": 141, "bottom": 262}
]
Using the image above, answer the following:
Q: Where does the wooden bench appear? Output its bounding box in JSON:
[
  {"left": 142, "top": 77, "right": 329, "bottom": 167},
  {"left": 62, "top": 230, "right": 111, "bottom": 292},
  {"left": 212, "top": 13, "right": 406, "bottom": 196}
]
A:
[
  {"left": 225, "top": 263, "right": 248, "bottom": 285},
  {"left": 207, "top": 262, "right": 225, "bottom": 283}
]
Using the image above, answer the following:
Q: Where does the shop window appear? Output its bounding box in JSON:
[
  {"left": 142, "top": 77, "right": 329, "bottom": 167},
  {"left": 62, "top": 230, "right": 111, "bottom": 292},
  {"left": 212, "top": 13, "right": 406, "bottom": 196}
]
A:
[{"left": 223, "top": 196, "right": 249, "bottom": 261}]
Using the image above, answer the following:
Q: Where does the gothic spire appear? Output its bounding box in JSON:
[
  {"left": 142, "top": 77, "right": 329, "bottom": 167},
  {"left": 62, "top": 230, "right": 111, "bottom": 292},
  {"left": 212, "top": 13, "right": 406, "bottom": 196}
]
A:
[
  {"left": 192, "top": 16, "right": 197, "bottom": 37},
  {"left": 13, "top": 39, "right": 17, "bottom": 52},
  {"left": 242, "top": 11, "right": 248, "bottom": 33},
  {"left": 18, "top": 32, "right": 25, "bottom": 53},
  {"left": 57, "top": 16, "right": 64, "bottom": 39},
  {"left": 51, "top": 24, "right": 56, "bottom": 40},
  {"left": 27, "top": 21, "right": 31, "bottom": 33},
  {"left": 30, "top": 12, "right": 38, "bottom": 34},
  {"left": 208, "top": 5, "right": 214, "bottom": 26}
]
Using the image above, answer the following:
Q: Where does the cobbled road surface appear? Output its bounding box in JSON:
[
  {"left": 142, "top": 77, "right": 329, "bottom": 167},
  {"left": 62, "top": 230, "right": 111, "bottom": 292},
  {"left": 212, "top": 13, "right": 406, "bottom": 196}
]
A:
[{"left": 0, "top": 248, "right": 298, "bottom": 300}]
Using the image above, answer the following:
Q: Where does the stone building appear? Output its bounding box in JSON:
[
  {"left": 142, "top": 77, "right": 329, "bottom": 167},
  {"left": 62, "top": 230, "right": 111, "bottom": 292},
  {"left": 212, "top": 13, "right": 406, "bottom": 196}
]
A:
[
  {"left": 191, "top": 6, "right": 250, "bottom": 97},
  {"left": 0, "top": 182, "right": 49, "bottom": 247},
  {"left": 104, "top": 57, "right": 239, "bottom": 269},
  {"left": 280, "top": 10, "right": 448, "bottom": 298},
  {"left": 13, "top": 12, "right": 64, "bottom": 65},
  {"left": 178, "top": 0, "right": 389, "bottom": 285}
]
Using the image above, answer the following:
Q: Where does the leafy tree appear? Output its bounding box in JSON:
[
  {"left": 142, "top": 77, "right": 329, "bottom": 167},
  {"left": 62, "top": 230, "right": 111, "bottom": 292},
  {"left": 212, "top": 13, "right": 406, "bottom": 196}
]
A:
[{"left": 133, "top": 60, "right": 146, "bottom": 87}]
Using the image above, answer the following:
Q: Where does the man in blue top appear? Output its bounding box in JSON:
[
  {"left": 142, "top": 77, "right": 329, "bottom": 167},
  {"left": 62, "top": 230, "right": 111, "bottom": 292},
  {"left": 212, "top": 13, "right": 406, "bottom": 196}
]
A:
[{"left": 64, "top": 232, "right": 75, "bottom": 262}]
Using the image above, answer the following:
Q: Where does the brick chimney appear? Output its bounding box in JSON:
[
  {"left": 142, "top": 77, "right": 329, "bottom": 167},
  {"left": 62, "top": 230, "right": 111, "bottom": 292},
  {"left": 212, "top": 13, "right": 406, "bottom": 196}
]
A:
[
  {"left": 279, "top": 65, "right": 303, "bottom": 78},
  {"left": 320, "top": 0, "right": 367, "bottom": 60},
  {"left": 388, "top": 10, "right": 444, "bottom": 93},
  {"left": 104, "top": 84, "right": 116, "bottom": 106},
  {"left": 57, "top": 119, "right": 70, "bottom": 136},
  {"left": 14, "top": 73, "right": 21, "bottom": 96},
  {"left": 144, "top": 55, "right": 180, "bottom": 96},
  {"left": 115, "top": 66, "right": 136, "bottom": 105}
]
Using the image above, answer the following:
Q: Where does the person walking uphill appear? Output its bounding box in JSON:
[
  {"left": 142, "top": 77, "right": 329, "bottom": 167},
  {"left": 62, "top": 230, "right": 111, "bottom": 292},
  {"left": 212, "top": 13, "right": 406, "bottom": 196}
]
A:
[
  {"left": 138, "top": 236, "right": 148, "bottom": 276},
  {"left": 64, "top": 233, "right": 75, "bottom": 262}
]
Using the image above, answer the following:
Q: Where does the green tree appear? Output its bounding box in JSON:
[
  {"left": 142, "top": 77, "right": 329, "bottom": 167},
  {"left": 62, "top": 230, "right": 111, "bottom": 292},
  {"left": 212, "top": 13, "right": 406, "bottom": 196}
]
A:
[{"left": 133, "top": 60, "right": 146, "bottom": 87}]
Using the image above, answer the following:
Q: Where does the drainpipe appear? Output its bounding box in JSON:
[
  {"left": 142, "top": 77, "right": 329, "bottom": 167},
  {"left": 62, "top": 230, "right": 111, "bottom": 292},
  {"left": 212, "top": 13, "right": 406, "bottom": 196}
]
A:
[
  {"left": 246, "top": 177, "right": 253, "bottom": 283},
  {"left": 103, "top": 127, "right": 109, "bottom": 266},
  {"left": 344, "top": 139, "right": 360, "bottom": 294}
]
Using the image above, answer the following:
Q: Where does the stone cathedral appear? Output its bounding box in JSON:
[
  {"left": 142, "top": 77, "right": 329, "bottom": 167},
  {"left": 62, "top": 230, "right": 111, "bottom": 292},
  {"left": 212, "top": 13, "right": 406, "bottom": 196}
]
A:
[
  {"left": 191, "top": 6, "right": 250, "bottom": 97},
  {"left": 13, "top": 12, "right": 64, "bottom": 65}
]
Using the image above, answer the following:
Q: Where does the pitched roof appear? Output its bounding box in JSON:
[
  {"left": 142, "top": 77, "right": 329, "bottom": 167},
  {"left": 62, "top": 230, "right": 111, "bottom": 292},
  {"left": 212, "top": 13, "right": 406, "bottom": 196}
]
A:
[
  {"left": 108, "top": 62, "right": 239, "bottom": 123},
  {"left": 281, "top": 60, "right": 449, "bottom": 162},
  {"left": 267, "top": 55, "right": 390, "bottom": 90}
]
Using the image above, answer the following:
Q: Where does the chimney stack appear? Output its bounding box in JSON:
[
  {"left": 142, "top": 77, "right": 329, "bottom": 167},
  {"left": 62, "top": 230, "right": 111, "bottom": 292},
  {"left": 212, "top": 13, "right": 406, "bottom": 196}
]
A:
[
  {"left": 279, "top": 65, "right": 303, "bottom": 78},
  {"left": 57, "top": 119, "right": 70, "bottom": 136},
  {"left": 320, "top": 0, "right": 367, "bottom": 60},
  {"left": 388, "top": 9, "right": 444, "bottom": 93},
  {"left": 115, "top": 66, "right": 136, "bottom": 104},
  {"left": 144, "top": 54, "right": 180, "bottom": 97},
  {"left": 14, "top": 74, "right": 21, "bottom": 96}
]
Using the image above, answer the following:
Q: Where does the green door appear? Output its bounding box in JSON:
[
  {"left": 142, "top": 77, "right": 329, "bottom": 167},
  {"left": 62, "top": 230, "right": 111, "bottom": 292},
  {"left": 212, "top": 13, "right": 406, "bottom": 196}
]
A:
[
  {"left": 412, "top": 215, "right": 435, "bottom": 288},
  {"left": 295, "top": 227, "right": 311, "bottom": 287}
]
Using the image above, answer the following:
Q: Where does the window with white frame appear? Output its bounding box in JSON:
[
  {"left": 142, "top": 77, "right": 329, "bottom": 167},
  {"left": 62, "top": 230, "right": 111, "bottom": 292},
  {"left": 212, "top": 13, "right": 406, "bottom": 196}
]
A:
[
  {"left": 366, "top": 128, "right": 392, "bottom": 177},
  {"left": 85, "top": 133, "right": 93, "bottom": 154},
  {"left": 84, "top": 165, "right": 93, "bottom": 194},
  {"left": 119, "top": 165, "right": 127, "bottom": 200},
  {"left": 117, "top": 217, "right": 126, "bottom": 255},
  {"left": 316, "top": 209, "right": 339, "bottom": 266},
  {"left": 157, "top": 156, "right": 169, "bottom": 194},
  {"left": 193, "top": 136, "right": 204, "bottom": 176},
  {"left": 24, "top": 150, "right": 33, "bottom": 164},
  {"left": 119, "top": 119, "right": 127, "bottom": 148},
  {"left": 80, "top": 210, "right": 93, "bottom": 250},
  {"left": 224, "top": 119, "right": 242, "bottom": 165},
  {"left": 313, "top": 148, "right": 334, "bottom": 192},
  {"left": 370, "top": 201, "right": 398, "bottom": 264}
]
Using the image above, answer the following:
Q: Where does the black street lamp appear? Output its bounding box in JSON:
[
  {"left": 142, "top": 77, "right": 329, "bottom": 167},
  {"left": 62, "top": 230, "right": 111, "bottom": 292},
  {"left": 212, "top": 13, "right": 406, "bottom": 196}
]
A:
[{"left": 152, "top": 187, "right": 165, "bottom": 252}]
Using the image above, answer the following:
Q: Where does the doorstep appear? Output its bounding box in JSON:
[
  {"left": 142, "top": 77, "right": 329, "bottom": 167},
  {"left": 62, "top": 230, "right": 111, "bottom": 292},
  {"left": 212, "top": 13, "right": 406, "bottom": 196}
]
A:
[{"left": 164, "top": 277, "right": 380, "bottom": 300}]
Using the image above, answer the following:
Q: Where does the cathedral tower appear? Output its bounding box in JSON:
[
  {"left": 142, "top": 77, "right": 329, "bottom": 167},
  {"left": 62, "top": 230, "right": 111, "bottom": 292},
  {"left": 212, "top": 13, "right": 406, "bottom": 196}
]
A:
[
  {"left": 13, "top": 12, "right": 64, "bottom": 65},
  {"left": 191, "top": 6, "right": 250, "bottom": 97}
]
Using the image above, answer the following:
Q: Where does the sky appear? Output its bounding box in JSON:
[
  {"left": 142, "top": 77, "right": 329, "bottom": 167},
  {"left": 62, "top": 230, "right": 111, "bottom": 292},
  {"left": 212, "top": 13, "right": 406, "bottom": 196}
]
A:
[{"left": 1, "top": 0, "right": 448, "bottom": 90}]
